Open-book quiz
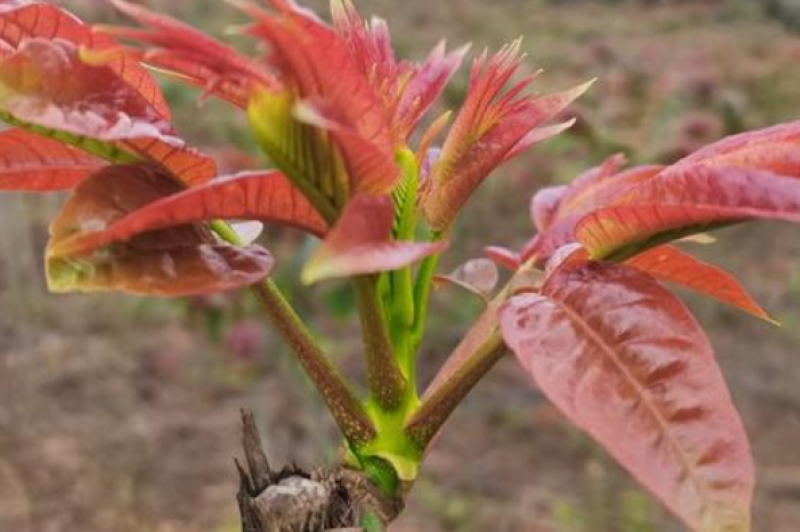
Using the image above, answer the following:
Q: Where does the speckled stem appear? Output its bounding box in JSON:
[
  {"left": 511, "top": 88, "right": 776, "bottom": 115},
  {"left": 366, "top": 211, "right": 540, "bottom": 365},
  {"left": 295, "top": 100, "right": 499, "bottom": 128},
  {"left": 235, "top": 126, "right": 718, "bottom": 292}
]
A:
[{"left": 353, "top": 275, "right": 408, "bottom": 411}]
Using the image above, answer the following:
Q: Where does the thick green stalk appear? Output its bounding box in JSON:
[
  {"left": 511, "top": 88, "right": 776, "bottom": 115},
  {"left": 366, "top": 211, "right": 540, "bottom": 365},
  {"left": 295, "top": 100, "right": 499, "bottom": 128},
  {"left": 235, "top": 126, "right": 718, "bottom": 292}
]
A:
[
  {"left": 353, "top": 275, "right": 408, "bottom": 411},
  {"left": 212, "top": 221, "right": 375, "bottom": 446}
]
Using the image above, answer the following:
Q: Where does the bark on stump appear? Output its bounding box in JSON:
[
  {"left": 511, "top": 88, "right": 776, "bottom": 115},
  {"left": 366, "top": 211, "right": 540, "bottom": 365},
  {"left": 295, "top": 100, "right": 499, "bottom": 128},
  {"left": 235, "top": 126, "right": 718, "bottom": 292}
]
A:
[{"left": 236, "top": 411, "right": 402, "bottom": 532}]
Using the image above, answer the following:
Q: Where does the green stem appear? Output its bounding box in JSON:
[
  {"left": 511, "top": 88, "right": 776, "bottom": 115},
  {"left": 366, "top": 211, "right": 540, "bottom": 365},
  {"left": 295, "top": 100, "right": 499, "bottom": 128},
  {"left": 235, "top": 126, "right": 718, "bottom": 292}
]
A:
[
  {"left": 211, "top": 221, "right": 375, "bottom": 447},
  {"left": 405, "top": 332, "right": 506, "bottom": 450},
  {"left": 252, "top": 279, "right": 376, "bottom": 446},
  {"left": 0, "top": 112, "right": 141, "bottom": 165},
  {"left": 390, "top": 267, "right": 416, "bottom": 383},
  {"left": 353, "top": 275, "right": 408, "bottom": 411},
  {"left": 410, "top": 253, "right": 440, "bottom": 352}
]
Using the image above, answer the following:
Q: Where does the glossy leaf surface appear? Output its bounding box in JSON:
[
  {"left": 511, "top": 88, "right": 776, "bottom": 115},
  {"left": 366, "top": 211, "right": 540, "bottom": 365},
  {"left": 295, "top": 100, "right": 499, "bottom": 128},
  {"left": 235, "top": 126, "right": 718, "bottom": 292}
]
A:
[
  {"left": 500, "top": 260, "right": 754, "bottom": 532},
  {"left": 302, "top": 194, "right": 445, "bottom": 283},
  {"left": 576, "top": 122, "right": 800, "bottom": 260},
  {"left": 0, "top": 38, "right": 171, "bottom": 141},
  {"left": 47, "top": 163, "right": 273, "bottom": 296},
  {"left": 53, "top": 170, "right": 328, "bottom": 257},
  {"left": 0, "top": 1, "right": 170, "bottom": 120},
  {"left": 523, "top": 158, "right": 664, "bottom": 263},
  {"left": 0, "top": 127, "right": 103, "bottom": 191},
  {"left": 577, "top": 165, "right": 800, "bottom": 260}
]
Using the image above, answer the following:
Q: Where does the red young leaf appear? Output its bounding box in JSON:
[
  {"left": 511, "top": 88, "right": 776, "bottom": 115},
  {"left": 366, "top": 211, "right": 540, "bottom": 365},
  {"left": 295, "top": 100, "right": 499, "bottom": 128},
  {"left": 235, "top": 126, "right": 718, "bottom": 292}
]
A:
[
  {"left": 302, "top": 194, "right": 446, "bottom": 283},
  {"left": 107, "top": 0, "right": 275, "bottom": 108},
  {"left": 245, "top": 0, "right": 393, "bottom": 154},
  {"left": 434, "top": 258, "right": 500, "bottom": 301},
  {"left": 576, "top": 121, "right": 800, "bottom": 260},
  {"left": 541, "top": 243, "right": 771, "bottom": 323},
  {"left": 53, "top": 170, "right": 328, "bottom": 257},
  {"left": 121, "top": 137, "right": 217, "bottom": 187},
  {"left": 530, "top": 184, "right": 567, "bottom": 232},
  {"left": 295, "top": 99, "right": 399, "bottom": 195},
  {"left": 0, "top": 128, "right": 104, "bottom": 191},
  {"left": 625, "top": 245, "right": 772, "bottom": 323},
  {"left": 0, "top": 35, "right": 216, "bottom": 186},
  {"left": 576, "top": 165, "right": 800, "bottom": 260},
  {"left": 671, "top": 120, "right": 800, "bottom": 177},
  {"left": 484, "top": 245, "right": 520, "bottom": 271},
  {"left": 0, "top": 1, "right": 170, "bottom": 120},
  {"left": 0, "top": 38, "right": 172, "bottom": 141},
  {"left": 425, "top": 41, "right": 590, "bottom": 231},
  {"left": 0, "top": 5, "right": 215, "bottom": 187},
  {"left": 522, "top": 158, "right": 664, "bottom": 263},
  {"left": 0, "top": 2, "right": 88, "bottom": 47},
  {"left": 47, "top": 163, "right": 273, "bottom": 297},
  {"left": 332, "top": 0, "right": 467, "bottom": 141},
  {"left": 500, "top": 260, "right": 754, "bottom": 532}
]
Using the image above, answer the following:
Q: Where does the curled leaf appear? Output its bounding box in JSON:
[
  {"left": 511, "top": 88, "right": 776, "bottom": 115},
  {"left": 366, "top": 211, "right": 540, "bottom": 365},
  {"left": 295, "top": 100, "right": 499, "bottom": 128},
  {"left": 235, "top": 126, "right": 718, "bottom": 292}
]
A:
[
  {"left": 52, "top": 170, "right": 328, "bottom": 256},
  {"left": 434, "top": 258, "right": 499, "bottom": 301},
  {"left": 0, "top": 1, "right": 171, "bottom": 120},
  {"left": 302, "top": 194, "right": 445, "bottom": 283},
  {"left": 0, "top": 38, "right": 172, "bottom": 141},
  {"left": 522, "top": 158, "right": 664, "bottom": 263},
  {"left": 47, "top": 163, "right": 273, "bottom": 297}
]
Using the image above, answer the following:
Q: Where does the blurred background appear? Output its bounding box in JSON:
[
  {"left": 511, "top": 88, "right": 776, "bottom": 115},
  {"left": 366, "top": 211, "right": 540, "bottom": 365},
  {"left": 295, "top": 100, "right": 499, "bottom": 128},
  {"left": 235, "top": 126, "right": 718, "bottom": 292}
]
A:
[{"left": 2, "top": 0, "right": 800, "bottom": 530}]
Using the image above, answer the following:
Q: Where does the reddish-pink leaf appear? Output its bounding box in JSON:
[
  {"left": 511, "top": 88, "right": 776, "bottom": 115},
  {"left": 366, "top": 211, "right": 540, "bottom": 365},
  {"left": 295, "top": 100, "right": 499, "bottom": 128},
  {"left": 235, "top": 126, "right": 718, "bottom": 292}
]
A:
[
  {"left": 53, "top": 170, "right": 327, "bottom": 256},
  {"left": 576, "top": 165, "right": 800, "bottom": 260},
  {"left": 433, "top": 258, "right": 499, "bottom": 301},
  {"left": 522, "top": 159, "right": 664, "bottom": 263},
  {"left": 302, "top": 194, "right": 446, "bottom": 283},
  {"left": 0, "top": 2, "right": 87, "bottom": 47},
  {"left": 625, "top": 245, "right": 772, "bottom": 323},
  {"left": 425, "top": 42, "right": 590, "bottom": 230},
  {"left": 0, "top": 128, "right": 103, "bottom": 191},
  {"left": 332, "top": 0, "right": 466, "bottom": 142},
  {"left": 395, "top": 42, "right": 468, "bottom": 141},
  {"left": 295, "top": 99, "right": 398, "bottom": 195},
  {"left": 671, "top": 120, "right": 800, "bottom": 177},
  {"left": 530, "top": 184, "right": 566, "bottom": 232},
  {"left": 245, "top": 1, "right": 393, "bottom": 154},
  {"left": 484, "top": 245, "right": 520, "bottom": 271},
  {"left": 576, "top": 122, "right": 800, "bottom": 259},
  {"left": 500, "top": 260, "right": 754, "bottom": 532},
  {"left": 0, "top": 2, "right": 170, "bottom": 120},
  {"left": 120, "top": 137, "right": 217, "bottom": 187},
  {"left": 108, "top": 0, "right": 274, "bottom": 107},
  {"left": 47, "top": 163, "right": 273, "bottom": 297},
  {"left": 0, "top": 38, "right": 172, "bottom": 141}
]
